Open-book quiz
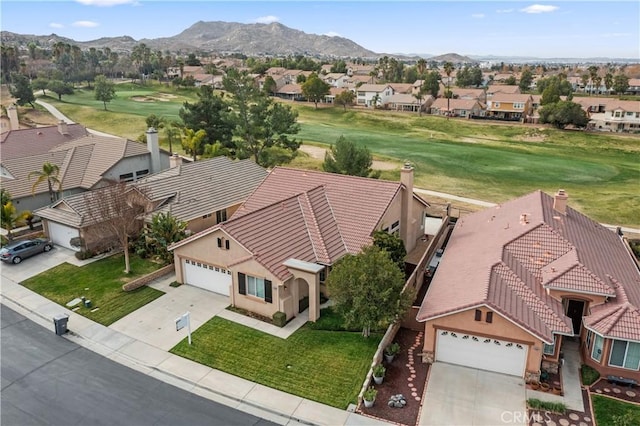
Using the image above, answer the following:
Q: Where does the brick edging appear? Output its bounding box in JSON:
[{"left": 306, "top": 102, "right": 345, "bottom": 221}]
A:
[{"left": 122, "top": 264, "right": 175, "bottom": 291}]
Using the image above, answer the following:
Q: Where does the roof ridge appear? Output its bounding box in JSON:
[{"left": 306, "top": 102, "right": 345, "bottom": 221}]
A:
[{"left": 297, "top": 191, "right": 325, "bottom": 262}]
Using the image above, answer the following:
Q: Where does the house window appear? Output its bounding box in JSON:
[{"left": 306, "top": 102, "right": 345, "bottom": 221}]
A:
[
  {"left": 474, "top": 309, "right": 482, "bottom": 321},
  {"left": 237, "top": 272, "right": 272, "bottom": 303},
  {"left": 216, "top": 209, "right": 227, "bottom": 223},
  {"left": 591, "top": 334, "right": 604, "bottom": 362},
  {"left": 626, "top": 112, "right": 634, "bottom": 116},
  {"left": 202, "top": 213, "right": 212, "bottom": 219},
  {"left": 543, "top": 341, "right": 555, "bottom": 355},
  {"left": 609, "top": 340, "right": 640, "bottom": 370},
  {"left": 586, "top": 330, "right": 593, "bottom": 349},
  {"left": 513, "top": 103, "right": 524, "bottom": 109},
  {"left": 614, "top": 111, "right": 622, "bottom": 118},
  {"left": 494, "top": 102, "right": 500, "bottom": 108},
  {"left": 390, "top": 220, "right": 400, "bottom": 234},
  {"left": 217, "top": 237, "right": 229, "bottom": 249},
  {"left": 119, "top": 172, "right": 134, "bottom": 182},
  {"left": 485, "top": 312, "right": 493, "bottom": 323},
  {"left": 135, "top": 169, "right": 149, "bottom": 179},
  {"left": 319, "top": 268, "right": 326, "bottom": 282}
]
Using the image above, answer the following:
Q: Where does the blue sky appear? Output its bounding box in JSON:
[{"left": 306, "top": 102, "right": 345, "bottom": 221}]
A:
[{"left": 2, "top": 1, "right": 638, "bottom": 58}]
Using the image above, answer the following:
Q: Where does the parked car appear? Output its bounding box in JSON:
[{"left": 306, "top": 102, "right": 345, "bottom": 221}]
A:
[{"left": 0, "top": 238, "right": 53, "bottom": 264}]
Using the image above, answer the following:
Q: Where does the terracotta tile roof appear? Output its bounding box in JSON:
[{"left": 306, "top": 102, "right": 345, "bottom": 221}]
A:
[
  {"left": 387, "top": 93, "right": 425, "bottom": 104},
  {"left": 487, "top": 85, "right": 521, "bottom": 94},
  {"left": 431, "top": 98, "right": 480, "bottom": 110},
  {"left": 417, "top": 190, "right": 640, "bottom": 342},
  {"left": 0, "top": 124, "right": 89, "bottom": 159},
  {"left": 387, "top": 83, "right": 413, "bottom": 94},
  {"left": 277, "top": 84, "right": 302, "bottom": 94},
  {"left": 357, "top": 84, "right": 392, "bottom": 93},
  {"left": 489, "top": 93, "right": 532, "bottom": 103},
  {"left": 233, "top": 167, "right": 402, "bottom": 253}
]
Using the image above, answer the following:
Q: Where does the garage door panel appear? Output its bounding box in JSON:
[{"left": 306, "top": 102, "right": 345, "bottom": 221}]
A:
[
  {"left": 436, "top": 330, "right": 527, "bottom": 377},
  {"left": 183, "top": 259, "right": 231, "bottom": 296},
  {"left": 48, "top": 222, "right": 80, "bottom": 251}
]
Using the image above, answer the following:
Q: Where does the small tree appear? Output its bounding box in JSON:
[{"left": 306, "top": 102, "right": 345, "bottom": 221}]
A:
[
  {"left": 519, "top": 68, "right": 533, "bottom": 92},
  {"left": 263, "top": 75, "right": 277, "bottom": 96},
  {"left": 141, "top": 212, "right": 187, "bottom": 264},
  {"left": 1, "top": 201, "right": 29, "bottom": 241},
  {"left": 334, "top": 90, "right": 354, "bottom": 111},
  {"left": 422, "top": 71, "right": 440, "bottom": 98},
  {"left": 9, "top": 73, "right": 35, "bottom": 107},
  {"left": 47, "top": 80, "right": 74, "bottom": 101},
  {"left": 29, "top": 161, "right": 62, "bottom": 203},
  {"left": 326, "top": 245, "right": 414, "bottom": 337},
  {"left": 94, "top": 74, "right": 116, "bottom": 110},
  {"left": 181, "top": 128, "right": 207, "bottom": 162},
  {"left": 539, "top": 101, "right": 589, "bottom": 129},
  {"left": 613, "top": 74, "right": 629, "bottom": 94},
  {"left": 323, "top": 136, "right": 373, "bottom": 177},
  {"left": 84, "top": 181, "right": 151, "bottom": 273},
  {"left": 301, "top": 73, "right": 330, "bottom": 109},
  {"left": 372, "top": 230, "right": 407, "bottom": 271}
]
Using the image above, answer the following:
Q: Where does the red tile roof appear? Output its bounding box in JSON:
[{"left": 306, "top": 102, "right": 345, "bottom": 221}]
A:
[
  {"left": 0, "top": 124, "right": 88, "bottom": 160},
  {"left": 417, "top": 190, "right": 640, "bottom": 343}
]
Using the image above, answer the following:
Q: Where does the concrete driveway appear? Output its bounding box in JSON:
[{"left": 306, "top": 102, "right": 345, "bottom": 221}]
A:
[
  {"left": 419, "top": 363, "right": 527, "bottom": 426},
  {"left": 0, "top": 246, "right": 77, "bottom": 283},
  {"left": 109, "top": 279, "right": 230, "bottom": 350}
]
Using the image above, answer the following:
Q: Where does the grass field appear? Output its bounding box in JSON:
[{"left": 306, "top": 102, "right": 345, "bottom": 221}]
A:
[
  {"left": 591, "top": 394, "right": 640, "bottom": 425},
  {"left": 41, "top": 82, "right": 640, "bottom": 227},
  {"left": 21, "top": 254, "right": 164, "bottom": 325},
  {"left": 170, "top": 316, "right": 380, "bottom": 408}
]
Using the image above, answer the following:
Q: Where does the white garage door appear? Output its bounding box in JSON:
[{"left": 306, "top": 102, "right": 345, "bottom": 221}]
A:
[
  {"left": 436, "top": 330, "right": 528, "bottom": 377},
  {"left": 183, "top": 259, "right": 231, "bottom": 296},
  {"left": 47, "top": 221, "right": 80, "bottom": 251}
]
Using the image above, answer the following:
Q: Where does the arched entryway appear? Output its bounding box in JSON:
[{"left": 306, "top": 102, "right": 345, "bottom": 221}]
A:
[{"left": 295, "top": 278, "right": 310, "bottom": 314}]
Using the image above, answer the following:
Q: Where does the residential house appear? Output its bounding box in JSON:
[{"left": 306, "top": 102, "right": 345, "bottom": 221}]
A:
[
  {"left": 275, "top": 83, "right": 304, "bottom": 101},
  {"left": 387, "top": 83, "right": 413, "bottom": 95},
  {"left": 1, "top": 125, "right": 168, "bottom": 214},
  {"left": 322, "top": 73, "right": 350, "bottom": 88},
  {"left": 417, "top": 189, "right": 640, "bottom": 382},
  {"left": 356, "top": 84, "right": 395, "bottom": 107},
  {"left": 626, "top": 78, "right": 640, "bottom": 95},
  {"left": 324, "top": 87, "right": 353, "bottom": 105},
  {"left": 486, "top": 85, "right": 521, "bottom": 99},
  {"left": 429, "top": 98, "right": 484, "bottom": 118},
  {"left": 169, "top": 165, "right": 429, "bottom": 323},
  {"left": 35, "top": 156, "right": 267, "bottom": 251},
  {"left": 386, "top": 94, "right": 434, "bottom": 113},
  {"left": 449, "top": 88, "right": 487, "bottom": 103},
  {"left": 485, "top": 93, "right": 533, "bottom": 121},
  {"left": 572, "top": 98, "right": 640, "bottom": 132}
]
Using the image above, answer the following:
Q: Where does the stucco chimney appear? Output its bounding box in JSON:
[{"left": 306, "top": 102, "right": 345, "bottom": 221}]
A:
[
  {"left": 7, "top": 104, "right": 19, "bottom": 130},
  {"left": 553, "top": 189, "right": 568, "bottom": 215},
  {"left": 169, "top": 153, "right": 182, "bottom": 168},
  {"left": 146, "top": 127, "right": 161, "bottom": 174},
  {"left": 400, "top": 162, "right": 414, "bottom": 250},
  {"left": 57, "top": 120, "right": 69, "bottom": 135}
]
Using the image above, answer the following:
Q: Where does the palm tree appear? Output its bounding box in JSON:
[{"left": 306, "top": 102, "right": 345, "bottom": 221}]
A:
[
  {"left": 443, "top": 62, "right": 454, "bottom": 119},
  {"left": 1, "top": 201, "right": 29, "bottom": 241},
  {"left": 588, "top": 65, "right": 598, "bottom": 95},
  {"left": 29, "top": 162, "right": 62, "bottom": 203},
  {"left": 181, "top": 128, "right": 207, "bottom": 162},
  {"left": 604, "top": 73, "right": 614, "bottom": 94}
]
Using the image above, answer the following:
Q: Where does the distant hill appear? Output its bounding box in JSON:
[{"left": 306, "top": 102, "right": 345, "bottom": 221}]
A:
[
  {"left": 1, "top": 21, "right": 378, "bottom": 58},
  {"left": 428, "top": 53, "right": 477, "bottom": 64}
]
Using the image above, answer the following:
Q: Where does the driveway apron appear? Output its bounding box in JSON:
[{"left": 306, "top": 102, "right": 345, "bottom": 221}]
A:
[{"left": 419, "top": 362, "right": 527, "bottom": 426}]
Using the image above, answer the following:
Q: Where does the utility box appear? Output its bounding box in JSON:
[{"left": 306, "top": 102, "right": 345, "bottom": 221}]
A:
[
  {"left": 53, "top": 314, "right": 69, "bottom": 336},
  {"left": 84, "top": 300, "right": 92, "bottom": 308}
]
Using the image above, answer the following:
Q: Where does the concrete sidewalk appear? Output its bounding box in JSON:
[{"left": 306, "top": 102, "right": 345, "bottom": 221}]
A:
[{"left": 0, "top": 276, "right": 389, "bottom": 426}]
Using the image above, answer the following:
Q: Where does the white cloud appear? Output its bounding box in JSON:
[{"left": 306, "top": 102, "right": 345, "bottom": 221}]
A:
[
  {"left": 72, "top": 20, "right": 100, "bottom": 28},
  {"left": 520, "top": 4, "right": 559, "bottom": 14},
  {"left": 254, "top": 15, "right": 279, "bottom": 24},
  {"left": 325, "top": 31, "right": 341, "bottom": 37},
  {"left": 471, "top": 13, "right": 485, "bottom": 19},
  {"left": 496, "top": 9, "right": 514, "bottom": 14},
  {"left": 75, "top": 0, "right": 137, "bottom": 6},
  {"left": 601, "top": 32, "right": 631, "bottom": 38},
  {"left": 49, "top": 22, "right": 64, "bottom": 29}
]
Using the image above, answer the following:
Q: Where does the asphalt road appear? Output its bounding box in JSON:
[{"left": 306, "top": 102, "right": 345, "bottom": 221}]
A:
[{"left": 1, "top": 304, "right": 275, "bottom": 426}]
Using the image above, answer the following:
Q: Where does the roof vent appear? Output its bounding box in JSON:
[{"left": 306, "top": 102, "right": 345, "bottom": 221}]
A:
[{"left": 520, "top": 213, "right": 530, "bottom": 224}]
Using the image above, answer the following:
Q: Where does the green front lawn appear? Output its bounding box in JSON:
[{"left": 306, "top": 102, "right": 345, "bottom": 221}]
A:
[
  {"left": 592, "top": 394, "right": 640, "bottom": 425},
  {"left": 170, "top": 316, "right": 380, "bottom": 408},
  {"left": 21, "top": 254, "right": 164, "bottom": 325}
]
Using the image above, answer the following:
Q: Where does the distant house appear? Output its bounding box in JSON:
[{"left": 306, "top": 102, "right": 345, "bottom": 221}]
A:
[
  {"left": 1, "top": 125, "right": 169, "bottom": 214},
  {"left": 386, "top": 94, "right": 434, "bottom": 113},
  {"left": 485, "top": 93, "right": 533, "bottom": 121},
  {"left": 275, "top": 83, "right": 304, "bottom": 101},
  {"left": 169, "top": 165, "right": 429, "bottom": 322},
  {"left": 486, "top": 85, "right": 521, "bottom": 98},
  {"left": 322, "top": 73, "right": 350, "bottom": 88},
  {"left": 35, "top": 156, "right": 267, "bottom": 251},
  {"left": 626, "top": 78, "right": 640, "bottom": 95},
  {"left": 356, "top": 84, "right": 394, "bottom": 107},
  {"left": 417, "top": 189, "right": 640, "bottom": 381},
  {"left": 430, "top": 98, "right": 484, "bottom": 118}
]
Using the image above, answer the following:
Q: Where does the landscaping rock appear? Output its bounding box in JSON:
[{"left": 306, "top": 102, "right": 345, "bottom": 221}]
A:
[{"left": 388, "top": 394, "right": 407, "bottom": 408}]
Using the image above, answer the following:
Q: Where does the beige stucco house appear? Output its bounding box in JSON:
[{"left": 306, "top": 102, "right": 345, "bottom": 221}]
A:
[
  {"left": 169, "top": 165, "right": 429, "bottom": 323},
  {"left": 417, "top": 190, "right": 640, "bottom": 382}
]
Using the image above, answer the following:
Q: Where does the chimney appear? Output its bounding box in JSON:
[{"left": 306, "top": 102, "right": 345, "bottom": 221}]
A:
[
  {"left": 7, "top": 104, "right": 19, "bottom": 130},
  {"left": 553, "top": 189, "right": 568, "bottom": 215},
  {"left": 146, "top": 127, "right": 161, "bottom": 174},
  {"left": 400, "top": 162, "right": 414, "bottom": 251},
  {"left": 57, "top": 120, "right": 69, "bottom": 135},
  {"left": 169, "top": 153, "right": 182, "bottom": 168}
]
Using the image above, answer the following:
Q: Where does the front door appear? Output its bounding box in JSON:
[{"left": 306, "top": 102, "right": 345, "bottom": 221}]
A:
[{"left": 566, "top": 300, "right": 585, "bottom": 335}]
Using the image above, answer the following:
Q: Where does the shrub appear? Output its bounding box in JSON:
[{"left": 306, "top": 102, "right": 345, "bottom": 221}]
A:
[
  {"left": 272, "top": 311, "right": 287, "bottom": 327},
  {"left": 581, "top": 364, "right": 600, "bottom": 386},
  {"left": 75, "top": 250, "right": 94, "bottom": 260},
  {"left": 527, "top": 398, "right": 567, "bottom": 414}
]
